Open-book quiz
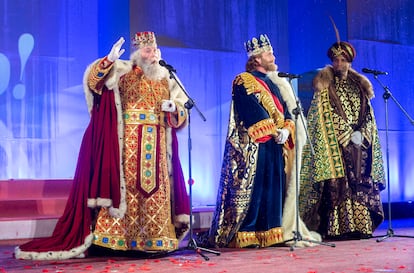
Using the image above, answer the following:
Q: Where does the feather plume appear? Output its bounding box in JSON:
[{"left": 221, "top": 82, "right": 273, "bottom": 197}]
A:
[{"left": 329, "top": 16, "right": 341, "bottom": 44}]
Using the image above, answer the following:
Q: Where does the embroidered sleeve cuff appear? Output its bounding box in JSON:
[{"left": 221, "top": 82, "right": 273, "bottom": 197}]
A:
[
  {"left": 166, "top": 102, "right": 187, "bottom": 128},
  {"left": 283, "top": 120, "right": 295, "bottom": 150},
  {"left": 247, "top": 118, "right": 277, "bottom": 142},
  {"left": 87, "top": 57, "right": 114, "bottom": 94}
]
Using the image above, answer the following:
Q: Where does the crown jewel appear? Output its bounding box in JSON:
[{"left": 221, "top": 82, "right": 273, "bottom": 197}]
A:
[
  {"left": 132, "top": 31, "right": 157, "bottom": 49},
  {"left": 244, "top": 34, "right": 273, "bottom": 57}
]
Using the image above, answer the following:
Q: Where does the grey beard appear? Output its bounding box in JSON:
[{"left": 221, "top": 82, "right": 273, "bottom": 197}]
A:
[
  {"left": 141, "top": 63, "right": 167, "bottom": 81},
  {"left": 131, "top": 51, "right": 168, "bottom": 81}
]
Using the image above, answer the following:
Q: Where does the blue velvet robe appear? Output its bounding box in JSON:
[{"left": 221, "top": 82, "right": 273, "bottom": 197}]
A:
[{"left": 209, "top": 71, "right": 294, "bottom": 248}]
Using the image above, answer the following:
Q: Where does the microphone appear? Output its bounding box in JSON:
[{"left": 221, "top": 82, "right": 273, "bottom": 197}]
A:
[
  {"left": 362, "top": 68, "right": 388, "bottom": 75},
  {"left": 159, "top": 59, "right": 176, "bottom": 73},
  {"left": 278, "top": 72, "right": 302, "bottom": 79}
]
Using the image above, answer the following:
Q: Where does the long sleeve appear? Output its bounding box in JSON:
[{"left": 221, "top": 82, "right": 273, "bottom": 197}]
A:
[{"left": 87, "top": 57, "right": 114, "bottom": 95}]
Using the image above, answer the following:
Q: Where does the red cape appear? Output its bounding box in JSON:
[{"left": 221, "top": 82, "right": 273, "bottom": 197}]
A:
[{"left": 17, "top": 87, "right": 189, "bottom": 259}]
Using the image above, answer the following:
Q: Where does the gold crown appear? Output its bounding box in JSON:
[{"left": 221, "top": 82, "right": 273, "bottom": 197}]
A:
[
  {"left": 244, "top": 34, "right": 273, "bottom": 57},
  {"left": 132, "top": 31, "right": 157, "bottom": 49}
]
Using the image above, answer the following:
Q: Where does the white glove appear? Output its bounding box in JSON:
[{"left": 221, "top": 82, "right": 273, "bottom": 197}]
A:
[
  {"left": 275, "top": 128, "right": 289, "bottom": 144},
  {"left": 351, "top": 130, "right": 363, "bottom": 146},
  {"left": 161, "top": 100, "right": 176, "bottom": 112},
  {"left": 107, "top": 37, "right": 125, "bottom": 62}
]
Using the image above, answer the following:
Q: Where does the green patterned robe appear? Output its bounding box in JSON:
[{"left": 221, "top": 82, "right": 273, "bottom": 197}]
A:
[{"left": 299, "top": 66, "right": 385, "bottom": 239}]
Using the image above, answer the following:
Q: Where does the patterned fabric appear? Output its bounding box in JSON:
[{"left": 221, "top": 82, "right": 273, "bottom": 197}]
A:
[
  {"left": 208, "top": 71, "right": 294, "bottom": 248},
  {"left": 230, "top": 227, "right": 283, "bottom": 248},
  {"left": 14, "top": 57, "right": 190, "bottom": 260},
  {"left": 299, "top": 66, "right": 385, "bottom": 239},
  {"left": 92, "top": 64, "right": 187, "bottom": 252}
]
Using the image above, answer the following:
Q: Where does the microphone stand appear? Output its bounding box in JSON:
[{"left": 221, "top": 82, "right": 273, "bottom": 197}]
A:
[
  {"left": 282, "top": 76, "right": 336, "bottom": 250},
  {"left": 369, "top": 73, "right": 414, "bottom": 242},
  {"left": 164, "top": 64, "right": 221, "bottom": 260}
]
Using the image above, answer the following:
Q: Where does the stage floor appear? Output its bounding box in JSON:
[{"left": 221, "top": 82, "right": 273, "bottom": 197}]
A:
[{"left": 1, "top": 218, "right": 414, "bottom": 273}]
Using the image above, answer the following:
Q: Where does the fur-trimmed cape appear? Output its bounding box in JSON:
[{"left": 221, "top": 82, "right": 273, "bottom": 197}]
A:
[
  {"left": 15, "top": 58, "right": 190, "bottom": 260},
  {"left": 267, "top": 71, "right": 322, "bottom": 246},
  {"left": 209, "top": 70, "right": 321, "bottom": 247},
  {"left": 299, "top": 65, "right": 385, "bottom": 233},
  {"left": 313, "top": 65, "right": 374, "bottom": 99}
]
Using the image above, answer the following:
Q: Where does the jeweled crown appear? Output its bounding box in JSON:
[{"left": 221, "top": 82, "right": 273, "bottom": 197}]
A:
[
  {"left": 132, "top": 31, "right": 157, "bottom": 49},
  {"left": 244, "top": 34, "right": 273, "bottom": 57}
]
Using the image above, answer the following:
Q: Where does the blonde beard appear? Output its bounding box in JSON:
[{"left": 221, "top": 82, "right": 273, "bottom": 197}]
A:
[
  {"left": 130, "top": 50, "right": 169, "bottom": 81},
  {"left": 257, "top": 57, "right": 277, "bottom": 72},
  {"left": 265, "top": 62, "right": 277, "bottom": 72}
]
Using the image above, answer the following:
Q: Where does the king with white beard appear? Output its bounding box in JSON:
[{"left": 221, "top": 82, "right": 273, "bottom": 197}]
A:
[
  {"left": 15, "top": 32, "right": 191, "bottom": 260},
  {"left": 85, "top": 32, "right": 191, "bottom": 253}
]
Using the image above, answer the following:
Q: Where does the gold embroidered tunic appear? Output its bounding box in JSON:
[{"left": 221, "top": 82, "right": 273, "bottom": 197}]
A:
[{"left": 88, "top": 61, "right": 187, "bottom": 252}]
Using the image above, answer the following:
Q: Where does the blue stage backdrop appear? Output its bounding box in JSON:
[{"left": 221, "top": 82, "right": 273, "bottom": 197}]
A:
[{"left": 0, "top": 0, "right": 413, "bottom": 206}]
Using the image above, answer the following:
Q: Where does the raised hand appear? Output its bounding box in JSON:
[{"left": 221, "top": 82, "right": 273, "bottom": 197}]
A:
[{"left": 107, "top": 37, "right": 126, "bottom": 62}]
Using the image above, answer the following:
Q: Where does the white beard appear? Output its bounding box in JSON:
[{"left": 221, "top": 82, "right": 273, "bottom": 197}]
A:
[{"left": 130, "top": 50, "right": 169, "bottom": 81}]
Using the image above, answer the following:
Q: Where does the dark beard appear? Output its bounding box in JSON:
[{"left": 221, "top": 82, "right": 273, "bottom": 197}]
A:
[{"left": 334, "top": 69, "right": 346, "bottom": 79}]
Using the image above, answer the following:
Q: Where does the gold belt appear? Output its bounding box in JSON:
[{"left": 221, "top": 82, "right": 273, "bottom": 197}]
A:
[{"left": 123, "top": 110, "right": 166, "bottom": 126}]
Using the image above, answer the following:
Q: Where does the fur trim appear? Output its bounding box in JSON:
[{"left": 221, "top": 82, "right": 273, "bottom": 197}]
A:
[
  {"left": 83, "top": 62, "right": 96, "bottom": 115},
  {"left": 14, "top": 233, "right": 94, "bottom": 260},
  {"left": 166, "top": 127, "right": 173, "bottom": 174},
  {"left": 83, "top": 59, "right": 132, "bottom": 114},
  {"left": 166, "top": 74, "right": 189, "bottom": 127},
  {"left": 174, "top": 214, "right": 191, "bottom": 226},
  {"left": 82, "top": 59, "right": 128, "bottom": 219},
  {"left": 267, "top": 72, "right": 307, "bottom": 144},
  {"left": 313, "top": 65, "right": 374, "bottom": 99},
  {"left": 267, "top": 71, "right": 322, "bottom": 246},
  {"left": 107, "top": 62, "right": 127, "bottom": 219},
  {"left": 105, "top": 60, "right": 132, "bottom": 90},
  {"left": 87, "top": 198, "right": 115, "bottom": 208},
  {"left": 174, "top": 214, "right": 191, "bottom": 241}
]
